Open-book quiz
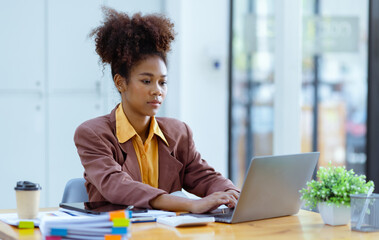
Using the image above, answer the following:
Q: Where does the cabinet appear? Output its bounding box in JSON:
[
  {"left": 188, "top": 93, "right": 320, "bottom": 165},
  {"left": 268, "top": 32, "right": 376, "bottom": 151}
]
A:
[
  {"left": 0, "top": 94, "right": 47, "bottom": 207},
  {"left": 0, "top": 0, "right": 45, "bottom": 91},
  {"left": 0, "top": 0, "right": 46, "bottom": 208},
  {"left": 48, "top": 0, "right": 103, "bottom": 92}
]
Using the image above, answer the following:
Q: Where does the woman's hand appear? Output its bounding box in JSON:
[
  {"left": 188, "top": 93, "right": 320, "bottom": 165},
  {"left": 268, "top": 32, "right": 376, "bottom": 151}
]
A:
[
  {"left": 150, "top": 190, "right": 240, "bottom": 214},
  {"left": 189, "top": 190, "right": 239, "bottom": 213}
]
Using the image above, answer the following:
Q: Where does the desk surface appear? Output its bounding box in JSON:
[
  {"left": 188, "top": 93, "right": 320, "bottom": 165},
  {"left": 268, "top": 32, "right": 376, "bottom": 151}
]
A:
[{"left": 1, "top": 209, "right": 379, "bottom": 240}]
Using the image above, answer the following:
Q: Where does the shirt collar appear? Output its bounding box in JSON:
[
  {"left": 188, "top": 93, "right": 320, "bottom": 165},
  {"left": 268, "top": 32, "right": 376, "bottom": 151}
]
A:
[{"left": 115, "top": 103, "right": 169, "bottom": 146}]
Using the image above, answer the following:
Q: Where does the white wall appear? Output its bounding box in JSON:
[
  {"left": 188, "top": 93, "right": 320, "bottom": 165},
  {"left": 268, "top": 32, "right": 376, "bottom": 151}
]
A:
[{"left": 165, "top": 0, "right": 230, "bottom": 177}]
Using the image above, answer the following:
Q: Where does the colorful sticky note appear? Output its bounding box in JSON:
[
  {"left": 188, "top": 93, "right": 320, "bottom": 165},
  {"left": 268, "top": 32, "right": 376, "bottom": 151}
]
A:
[
  {"left": 111, "top": 227, "right": 128, "bottom": 234},
  {"left": 50, "top": 228, "right": 68, "bottom": 236},
  {"left": 109, "top": 210, "right": 126, "bottom": 220},
  {"left": 46, "top": 236, "right": 62, "bottom": 240},
  {"left": 112, "top": 218, "right": 130, "bottom": 227},
  {"left": 19, "top": 229, "right": 34, "bottom": 236},
  {"left": 105, "top": 235, "right": 122, "bottom": 240},
  {"left": 18, "top": 221, "right": 34, "bottom": 229}
]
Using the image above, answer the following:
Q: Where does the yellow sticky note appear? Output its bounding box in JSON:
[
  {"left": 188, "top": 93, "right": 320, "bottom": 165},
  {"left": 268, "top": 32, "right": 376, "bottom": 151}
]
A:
[{"left": 19, "top": 228, "right": 35, "bottom": 236}]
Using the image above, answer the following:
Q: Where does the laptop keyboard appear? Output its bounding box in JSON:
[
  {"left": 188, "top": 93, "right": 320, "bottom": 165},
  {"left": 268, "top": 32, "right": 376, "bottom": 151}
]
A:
[
  {"left": 181, "top": 208, "right": 234, "bottom": 223},
  {"left": 212, "top": 211, "right": 233, "bottom": 223}
]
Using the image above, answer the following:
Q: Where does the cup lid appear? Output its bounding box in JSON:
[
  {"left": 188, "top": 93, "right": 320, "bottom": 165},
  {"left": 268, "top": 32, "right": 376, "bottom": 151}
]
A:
[{"left": 14, "top": 181, "right": 42, "bottom": 191}]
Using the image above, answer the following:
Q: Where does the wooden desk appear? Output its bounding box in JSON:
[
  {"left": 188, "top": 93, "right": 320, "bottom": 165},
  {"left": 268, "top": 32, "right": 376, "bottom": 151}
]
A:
[{"left": 1, "top": 209, "right": 379, "bottom": 239}]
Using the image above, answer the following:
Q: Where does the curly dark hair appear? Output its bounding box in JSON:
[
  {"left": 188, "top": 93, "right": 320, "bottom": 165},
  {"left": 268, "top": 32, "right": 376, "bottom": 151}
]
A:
[{"left": 90, "top": 7, "right": 175, "bottom": 80}]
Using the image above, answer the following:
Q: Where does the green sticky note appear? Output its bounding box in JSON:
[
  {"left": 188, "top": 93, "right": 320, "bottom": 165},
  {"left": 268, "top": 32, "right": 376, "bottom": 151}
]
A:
[
  {"left": 18, "top": 221, "right": 34, "bottom": 229},
  {"left": 112, "top": 218, "right": 130, "bottom": 227}
]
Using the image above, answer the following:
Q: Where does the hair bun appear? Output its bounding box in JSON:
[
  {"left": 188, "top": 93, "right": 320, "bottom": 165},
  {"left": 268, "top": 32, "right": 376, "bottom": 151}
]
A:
[{"left": 90, "top": 6, "right": 175, "bottom": 78}]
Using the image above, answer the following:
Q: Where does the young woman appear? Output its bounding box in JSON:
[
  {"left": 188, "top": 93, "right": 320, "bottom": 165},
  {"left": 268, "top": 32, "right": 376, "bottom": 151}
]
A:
[{"left": 74, "top": 7, "right": 239, "bottom": 213}]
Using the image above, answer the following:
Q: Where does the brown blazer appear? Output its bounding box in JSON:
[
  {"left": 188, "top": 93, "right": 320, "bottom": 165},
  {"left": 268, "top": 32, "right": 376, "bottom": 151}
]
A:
[{"left": 74, "top": 105, "right": 238, "bottom": 208}]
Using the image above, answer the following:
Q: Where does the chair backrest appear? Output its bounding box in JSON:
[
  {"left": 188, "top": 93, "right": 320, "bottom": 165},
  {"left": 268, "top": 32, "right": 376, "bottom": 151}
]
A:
[{"left": 61, "top": 178, "right": 89, "bottom": 203}]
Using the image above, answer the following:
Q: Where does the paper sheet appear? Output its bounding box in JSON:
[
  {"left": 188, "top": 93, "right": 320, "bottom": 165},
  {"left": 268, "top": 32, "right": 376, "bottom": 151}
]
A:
[{"left": 0, "top": 211, "right": 72, "bottom": 227}]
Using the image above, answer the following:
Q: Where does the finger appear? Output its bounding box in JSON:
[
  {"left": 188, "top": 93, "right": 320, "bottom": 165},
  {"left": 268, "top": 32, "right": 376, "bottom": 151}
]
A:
[
  {"left": 224, "top": 190, "right": 236, "bottom": 200},
  {"left": 209, "top": 192, "right": 237, "bottom": 209},
  {"left": 227, "top": 200, "right": 237, "bottom": 208},
  {"left": 224, "top": 194, "right": 238, "bottom": 208},
  {"left": 204, "top": 199, "right": 226, "bottom": 213},
  {"left": 219, "top": 194, "right": 236, "bottom": 207},
  {"left": 227, "top": 190, "right": 240, "bottom": 200}
]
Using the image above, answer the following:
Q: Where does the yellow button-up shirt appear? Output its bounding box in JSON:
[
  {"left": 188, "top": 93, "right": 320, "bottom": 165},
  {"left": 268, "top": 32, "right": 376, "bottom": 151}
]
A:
[{"left": 115, "top": 104, "right": 168, "bottom": 188}]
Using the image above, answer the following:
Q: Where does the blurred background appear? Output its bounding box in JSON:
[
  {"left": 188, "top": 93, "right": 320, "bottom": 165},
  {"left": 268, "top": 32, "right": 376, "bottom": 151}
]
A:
[
  {"left": 1, "top": 0, "right": 378, "bottom": 209},
  {"left": 230, "top": 0, "right": 370, "bottom": 186}
]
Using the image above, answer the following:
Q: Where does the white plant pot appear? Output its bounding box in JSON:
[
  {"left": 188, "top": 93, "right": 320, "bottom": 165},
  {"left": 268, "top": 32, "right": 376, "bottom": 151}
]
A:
[{"left": 318, "top": 202, "right": 351, "bottom": 226}]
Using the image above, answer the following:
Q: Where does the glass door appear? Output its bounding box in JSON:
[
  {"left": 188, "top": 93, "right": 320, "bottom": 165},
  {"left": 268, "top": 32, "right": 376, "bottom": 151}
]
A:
[
  {"left": 301, "top": 0, "right": 369, "bottom": 175},
  {"left": 229, "top": 0, "right": 369, "bottom": 186},
  {"left": 229, "top": 0, "right": 275, "bottom": 187}
]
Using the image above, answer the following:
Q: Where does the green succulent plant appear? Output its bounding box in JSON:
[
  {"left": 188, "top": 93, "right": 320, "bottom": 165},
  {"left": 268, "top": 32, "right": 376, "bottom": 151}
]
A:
[{"left": 300, "top": 164, "right": 374, "bottom": 210}]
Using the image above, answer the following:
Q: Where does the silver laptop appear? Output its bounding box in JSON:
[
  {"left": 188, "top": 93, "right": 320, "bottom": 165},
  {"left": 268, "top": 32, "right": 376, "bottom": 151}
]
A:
[{"left": 184, "top": 152, "right": 319, "bottom": 223}]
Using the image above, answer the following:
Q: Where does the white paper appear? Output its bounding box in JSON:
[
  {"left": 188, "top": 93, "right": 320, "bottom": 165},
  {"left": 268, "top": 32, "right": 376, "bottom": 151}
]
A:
[
  {"left": 0, "top": 211, "right": 72, "bottom": 227},
  {"left": 157, "top": 216, "right": 215, "bottom": 227},
  {"left": 132, "top": 210, "right": 176, "bottom": 218}
]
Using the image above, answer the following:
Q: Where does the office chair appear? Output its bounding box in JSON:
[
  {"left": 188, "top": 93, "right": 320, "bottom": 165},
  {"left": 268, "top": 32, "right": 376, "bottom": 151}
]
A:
[{"left": 61, "top": 178, "right": 89, "bottom": 203}]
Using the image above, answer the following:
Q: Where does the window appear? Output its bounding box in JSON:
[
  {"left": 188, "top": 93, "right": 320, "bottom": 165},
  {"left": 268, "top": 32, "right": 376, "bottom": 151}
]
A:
[{"left": 229, "top": 0, "right": 369, "bottom": 186}]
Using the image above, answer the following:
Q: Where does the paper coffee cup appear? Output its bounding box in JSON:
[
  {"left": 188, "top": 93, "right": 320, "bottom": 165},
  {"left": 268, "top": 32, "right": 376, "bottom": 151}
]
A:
[{"left": 14, "top": 181, "right": 42, "bottom": 219}]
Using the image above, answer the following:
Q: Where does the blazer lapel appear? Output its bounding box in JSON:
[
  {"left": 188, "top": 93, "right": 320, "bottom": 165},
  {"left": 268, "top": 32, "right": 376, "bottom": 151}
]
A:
[
  {"left": 158, "top": 132, "right": 183, "bottom": 192},
  {"left": 119, "top": 141, "right": 142, "bottom": 182},
  {"left": 110, "top": 106, "right": 142, "bottom": 182}
]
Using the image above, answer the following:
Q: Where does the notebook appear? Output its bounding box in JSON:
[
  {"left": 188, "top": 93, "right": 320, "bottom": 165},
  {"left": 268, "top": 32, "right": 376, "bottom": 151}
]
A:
[{"left": 183, "top": 152, "right": 319, "bottom": 224}]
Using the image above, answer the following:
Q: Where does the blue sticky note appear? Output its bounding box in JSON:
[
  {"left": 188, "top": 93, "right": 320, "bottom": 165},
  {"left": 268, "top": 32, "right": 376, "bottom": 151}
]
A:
[
  {"left": 50, "top": 228, "right": 68, "bottom": 236},
  {"left": 111, "top": 227, "right": 128, "bottom": 234}
]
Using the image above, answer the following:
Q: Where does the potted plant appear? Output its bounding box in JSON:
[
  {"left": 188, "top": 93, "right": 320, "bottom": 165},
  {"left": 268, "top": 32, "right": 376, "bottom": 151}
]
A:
[{"left": 300, "top": 164, "right": 374, "bottom": 226}]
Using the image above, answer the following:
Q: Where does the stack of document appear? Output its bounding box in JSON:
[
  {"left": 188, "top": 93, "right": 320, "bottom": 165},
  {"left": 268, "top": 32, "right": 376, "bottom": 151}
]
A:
[{"left": 40, "top": 210, "right": 131, "bottom": 240}]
